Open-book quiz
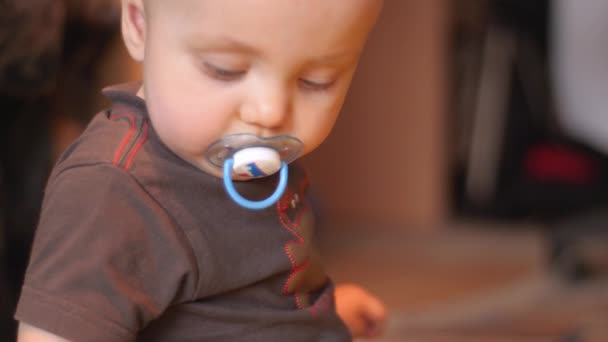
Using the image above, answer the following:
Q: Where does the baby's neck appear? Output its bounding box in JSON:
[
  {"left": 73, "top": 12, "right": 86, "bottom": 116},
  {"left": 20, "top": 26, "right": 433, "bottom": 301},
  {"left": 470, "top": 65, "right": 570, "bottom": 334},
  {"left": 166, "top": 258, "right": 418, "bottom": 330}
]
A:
[{"left": 136, "top": 85, "right": 145, "bottom": 101}]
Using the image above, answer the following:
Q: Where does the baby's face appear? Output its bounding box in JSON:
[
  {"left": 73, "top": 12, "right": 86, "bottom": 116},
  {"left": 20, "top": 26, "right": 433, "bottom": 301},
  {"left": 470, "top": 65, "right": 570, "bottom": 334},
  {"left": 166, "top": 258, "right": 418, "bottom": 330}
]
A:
[{"left": 128, "top": 0, "right": 382, "bottom": 177}]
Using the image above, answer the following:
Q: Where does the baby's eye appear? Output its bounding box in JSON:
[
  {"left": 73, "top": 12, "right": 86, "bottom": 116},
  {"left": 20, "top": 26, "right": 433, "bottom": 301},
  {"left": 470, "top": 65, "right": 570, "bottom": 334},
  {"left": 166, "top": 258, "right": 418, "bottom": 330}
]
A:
[
  {"left": 203, "top": 62, "right": 247, "bottom": 81},
  {"left": 299, "top": 78, "right": 336, "bottom": 91}
]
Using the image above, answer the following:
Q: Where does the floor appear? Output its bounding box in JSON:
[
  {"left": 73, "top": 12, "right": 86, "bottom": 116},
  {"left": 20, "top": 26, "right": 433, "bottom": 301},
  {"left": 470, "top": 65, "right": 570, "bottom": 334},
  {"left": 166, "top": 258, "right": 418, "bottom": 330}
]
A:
[{"left": 320, "top": 222, "right": 608, "bottom": 341}]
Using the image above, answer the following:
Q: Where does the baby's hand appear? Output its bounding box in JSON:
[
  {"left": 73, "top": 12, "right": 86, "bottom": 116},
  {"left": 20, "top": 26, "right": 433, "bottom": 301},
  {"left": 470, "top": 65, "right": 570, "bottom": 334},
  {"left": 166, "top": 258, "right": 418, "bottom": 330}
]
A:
[{"left": 334, "top": 283, "right": 387, "bottom": 338}]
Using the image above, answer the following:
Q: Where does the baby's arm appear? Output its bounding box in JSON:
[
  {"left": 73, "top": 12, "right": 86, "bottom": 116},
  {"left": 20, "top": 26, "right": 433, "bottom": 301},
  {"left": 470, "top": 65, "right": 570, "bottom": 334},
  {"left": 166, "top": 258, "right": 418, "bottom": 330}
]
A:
[
  {"left": 334, "top": 283, "right": 387, "bottom": 338},
  {"left": 17, "top": 323, "right": 70, "bottom": 342}
]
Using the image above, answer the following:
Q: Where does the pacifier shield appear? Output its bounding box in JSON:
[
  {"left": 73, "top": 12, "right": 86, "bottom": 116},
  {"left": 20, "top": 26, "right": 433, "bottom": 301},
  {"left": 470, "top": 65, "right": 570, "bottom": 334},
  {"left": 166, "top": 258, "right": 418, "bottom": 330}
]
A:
[{"left": 205, "top": 133, "right": 302, "bottom": 172}]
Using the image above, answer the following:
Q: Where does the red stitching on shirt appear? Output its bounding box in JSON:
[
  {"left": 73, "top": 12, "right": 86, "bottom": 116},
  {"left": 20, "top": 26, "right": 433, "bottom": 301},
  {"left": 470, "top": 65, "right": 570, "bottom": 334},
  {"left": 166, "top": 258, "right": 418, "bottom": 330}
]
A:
[
  {"left": 124, "top": 121, "right": 149, "bottom": 170},
  {"left": 298, "top": 177, "right": 309, "bottom": 194},
  {"left": 283, "top": 261, "right": 309, "bottom": 308},
  {"left": 110, "top": 113, "right": 136, "bottom": 166},
  {"left": 282, "top": 260, "right": 309, "bottom": 295},
  {"left": 277, "top": 183, "right": 311, "bottom": 310}
]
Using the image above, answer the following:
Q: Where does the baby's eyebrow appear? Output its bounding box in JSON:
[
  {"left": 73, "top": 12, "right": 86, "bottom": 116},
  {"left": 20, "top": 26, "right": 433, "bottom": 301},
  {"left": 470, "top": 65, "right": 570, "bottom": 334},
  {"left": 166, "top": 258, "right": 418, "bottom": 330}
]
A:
[
  {"left": 307, "top": 50, "right": 360, "bottom": 66},
  {"left": 189, "top": 34, "right": 360, "bottom": 67},
  {"left": 191, "top": 36, "right": 260, "bottom": 55}
]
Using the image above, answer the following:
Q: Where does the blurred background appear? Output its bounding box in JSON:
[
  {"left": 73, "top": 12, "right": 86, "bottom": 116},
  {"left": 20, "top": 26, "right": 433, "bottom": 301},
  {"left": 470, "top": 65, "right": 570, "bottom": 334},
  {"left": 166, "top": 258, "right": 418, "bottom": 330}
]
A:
[{"left": 1, "top": 0, "right": 607, "bottom": 341}]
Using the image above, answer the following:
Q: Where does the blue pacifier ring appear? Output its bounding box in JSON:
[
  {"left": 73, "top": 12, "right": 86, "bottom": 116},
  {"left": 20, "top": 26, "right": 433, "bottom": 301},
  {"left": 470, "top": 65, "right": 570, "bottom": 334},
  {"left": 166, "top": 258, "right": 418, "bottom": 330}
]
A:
[{"left": 223, "top": 159, "right": 288, "bottom": 210}]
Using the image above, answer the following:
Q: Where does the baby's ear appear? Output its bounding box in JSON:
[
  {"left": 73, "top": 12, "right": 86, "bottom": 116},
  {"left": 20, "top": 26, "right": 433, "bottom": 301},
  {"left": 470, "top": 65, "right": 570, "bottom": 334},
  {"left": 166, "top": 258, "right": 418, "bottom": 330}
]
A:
[{"left": 121, "top": 0, "right": 146, "bottom": 62}]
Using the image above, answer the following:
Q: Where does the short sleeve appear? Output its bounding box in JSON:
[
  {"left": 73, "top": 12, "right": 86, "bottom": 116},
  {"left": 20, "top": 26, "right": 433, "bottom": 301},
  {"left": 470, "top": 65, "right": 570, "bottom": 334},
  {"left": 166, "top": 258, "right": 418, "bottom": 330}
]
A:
[{"left": 15, "top": 164, "right": 198, "bottom": 342}]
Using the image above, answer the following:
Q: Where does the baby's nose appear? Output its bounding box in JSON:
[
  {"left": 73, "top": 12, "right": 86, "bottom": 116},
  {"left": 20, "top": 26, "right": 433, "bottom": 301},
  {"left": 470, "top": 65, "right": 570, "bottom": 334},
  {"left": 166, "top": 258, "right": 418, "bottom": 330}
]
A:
[{"left": 241, "top": 87, "right": 291, "bottom": 129}]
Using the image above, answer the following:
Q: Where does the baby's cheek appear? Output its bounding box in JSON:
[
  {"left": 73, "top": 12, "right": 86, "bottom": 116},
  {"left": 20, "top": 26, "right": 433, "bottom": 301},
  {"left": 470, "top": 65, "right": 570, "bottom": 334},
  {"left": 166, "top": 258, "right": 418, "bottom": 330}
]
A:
[
  {"left": 299, "top": 115, "right": 337, "bottom": 154},
  {"left": 148, "top": 107, "right": 206, "bottom": 155},
  {"left": 170, "top": 117, "right": 218, "bottom": 155}
]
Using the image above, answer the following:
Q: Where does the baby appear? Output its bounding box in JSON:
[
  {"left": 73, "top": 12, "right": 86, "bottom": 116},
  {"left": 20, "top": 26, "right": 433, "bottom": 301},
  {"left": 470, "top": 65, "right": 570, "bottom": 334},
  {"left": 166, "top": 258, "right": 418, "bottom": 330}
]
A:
[{"left": 16, "top": 0, "right": 386, "bottom": 341}]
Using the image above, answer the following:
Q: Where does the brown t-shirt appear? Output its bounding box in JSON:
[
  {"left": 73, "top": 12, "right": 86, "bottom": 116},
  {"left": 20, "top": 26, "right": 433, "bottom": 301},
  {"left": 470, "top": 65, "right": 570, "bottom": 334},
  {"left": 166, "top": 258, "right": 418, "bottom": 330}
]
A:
[{"left": 15, "top": 84, "right": 351, "bottom": 341}]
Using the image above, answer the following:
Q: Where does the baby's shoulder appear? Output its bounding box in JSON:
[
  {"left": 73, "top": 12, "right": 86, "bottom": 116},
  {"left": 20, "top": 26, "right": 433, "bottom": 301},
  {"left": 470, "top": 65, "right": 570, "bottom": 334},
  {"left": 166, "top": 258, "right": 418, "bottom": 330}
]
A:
[{"left": 53, "top": 108, "right": 151, "bottom": 174}]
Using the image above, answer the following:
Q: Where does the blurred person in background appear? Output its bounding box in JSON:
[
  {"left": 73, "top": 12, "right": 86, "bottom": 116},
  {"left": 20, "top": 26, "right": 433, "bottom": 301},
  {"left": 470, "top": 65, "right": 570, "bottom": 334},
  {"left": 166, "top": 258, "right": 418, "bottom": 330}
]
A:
[
  {"left": 552, "top": 0, "right": 608, "bottom": 154},
  {"left": 0, "top": 0, "right": 128, "bottom": 339},
  {"left": 548, "top": 0, "right": 608, "bottom": 279}
]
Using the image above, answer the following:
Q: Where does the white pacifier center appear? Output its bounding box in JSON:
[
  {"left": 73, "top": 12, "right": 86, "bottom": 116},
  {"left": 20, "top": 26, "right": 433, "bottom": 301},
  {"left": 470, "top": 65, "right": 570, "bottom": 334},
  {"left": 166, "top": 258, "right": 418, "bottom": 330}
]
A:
[{"left": 232, "top": 147, "right": 282, "bottom": 178}]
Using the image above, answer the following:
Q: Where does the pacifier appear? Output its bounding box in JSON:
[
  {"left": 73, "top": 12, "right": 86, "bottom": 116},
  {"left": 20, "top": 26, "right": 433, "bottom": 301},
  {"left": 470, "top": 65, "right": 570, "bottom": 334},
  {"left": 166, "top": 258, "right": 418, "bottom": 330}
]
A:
[{"left": 205, "top": 133, "right": 303, "bottom": 210}]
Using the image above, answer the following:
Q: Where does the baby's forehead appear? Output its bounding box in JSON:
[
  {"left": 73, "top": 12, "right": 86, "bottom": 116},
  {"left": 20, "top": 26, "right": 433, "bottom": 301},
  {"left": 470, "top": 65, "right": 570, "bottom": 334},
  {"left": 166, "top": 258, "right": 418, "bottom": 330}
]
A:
[
  {"left": 145, "top": 0, "right": 382, "bottom": 48},
  {"left": 140, "top": 0, "right": 382, "bottom": 65},
  {"left": 146, "top": 0, "right": 382, "bottom": 24}
]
